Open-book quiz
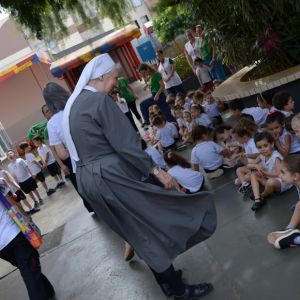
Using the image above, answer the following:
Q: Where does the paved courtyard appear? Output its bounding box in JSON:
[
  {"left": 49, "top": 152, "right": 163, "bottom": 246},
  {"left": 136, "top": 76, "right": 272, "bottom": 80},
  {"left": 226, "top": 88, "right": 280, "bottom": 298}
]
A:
[{"left": 0, "top": 80, "right": 299, "bottom": 300}]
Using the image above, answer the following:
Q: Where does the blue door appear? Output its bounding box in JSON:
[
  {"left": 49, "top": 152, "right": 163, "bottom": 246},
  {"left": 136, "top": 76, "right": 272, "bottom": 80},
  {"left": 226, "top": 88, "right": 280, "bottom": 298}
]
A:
[{"left": 136, "top": 41, "right": 157, "bottom": 64}]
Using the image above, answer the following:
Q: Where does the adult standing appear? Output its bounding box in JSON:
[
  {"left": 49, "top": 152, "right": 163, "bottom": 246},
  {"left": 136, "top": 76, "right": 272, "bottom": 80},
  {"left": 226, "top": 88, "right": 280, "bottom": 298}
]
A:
[
  {"left": 63, "top": 53, "right": 216, "bottom": 299},
  {"left": 195, "top": 26, "right": 227, "bottom": 82},
  {"left": 184, "top": 29, "right": 201, "bottom": 75},
  {"left": 139, "top": 63, "right": 176, "bottom": 127},
  {"left": 42, "top": 83, "right": 94, "bottom": 214},
  {"left": 156, "top": 50, "right": 187, "bottom": 95},
  {"left": 116, "top": 77, "right": 143, "bottom": 126}
]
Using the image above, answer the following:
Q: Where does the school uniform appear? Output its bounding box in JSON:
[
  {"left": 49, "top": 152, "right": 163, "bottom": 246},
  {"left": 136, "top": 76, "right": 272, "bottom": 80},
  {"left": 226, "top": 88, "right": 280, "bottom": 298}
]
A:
[
  {"left": 238, "top": 137, "right": 260, "bottom": 163},
  {"left": 183, "top": 102, "right": 190, "bottom": 110},
  {"left": 145, "top": 147, "right": 166, "bottom": 169},
  {"left": 156, "top": 127, "right": 176, "bottom": 149},
  {"left": 279, "top": 127, "right": 300, "bottom": 154},
  {"left": 185, "top": 37, "right": 201, "bottom": 66},
  {"left": 260, "top": 151, "right": 293, "bottom": 193},
  {"left": 195, "top": 114, "right": 214, "bottom": 129},
  {"left": 203, "top": 102, "right": 222, "bottom": 122},
  {"left": 115, "top": 97, "right": 138, "bottom": 132},
  {"left": 191, "top": 141, "right": 223, "bottom": 172},
  {"left": 241, "top": 107, "right": 268, "bottom": 126},
  {"left": 271, "top": 106, "right": 293, "bottom": 115},
  {"left": 184, "top": 119, "right": 194, "bottom": 132},
  {"left": 37, "top": 145, "right": 61, "bottom": 177},
  {"left": 168, "top": 165, "right": 204, "bottom": 193},
  {"left": 177, "top": 118, "right": 185, "bottom": 128},
  {"left": 25, "top": 153, "right": 45, "bottom": 183},
  {"left": 166, "top": 122, "right": 179, "bottom": 138},
  {"left": 196, "top": 65, "right": 213, "bottom": 90},
  {"left": 8, "top": 159, "right": 38, "bottom": 194}
]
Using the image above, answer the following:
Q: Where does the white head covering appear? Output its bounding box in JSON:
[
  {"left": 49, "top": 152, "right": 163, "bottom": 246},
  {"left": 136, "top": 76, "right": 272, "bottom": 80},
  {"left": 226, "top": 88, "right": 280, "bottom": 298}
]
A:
[{"left": 63, "top": 53, "right": 115, "bottom": 162}]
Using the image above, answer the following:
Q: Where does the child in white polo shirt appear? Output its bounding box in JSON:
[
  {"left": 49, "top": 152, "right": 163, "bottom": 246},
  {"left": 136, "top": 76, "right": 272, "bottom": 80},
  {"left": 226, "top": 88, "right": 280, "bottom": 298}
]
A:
[
  {"left": 272, "top": 90, "right": 294, "bottom": 116},
  {"left": 141, "top": 138, "right": 166, "bottom": 170},
  {"left": 32, "top": 135, "right": 65, "bottom": 190}
]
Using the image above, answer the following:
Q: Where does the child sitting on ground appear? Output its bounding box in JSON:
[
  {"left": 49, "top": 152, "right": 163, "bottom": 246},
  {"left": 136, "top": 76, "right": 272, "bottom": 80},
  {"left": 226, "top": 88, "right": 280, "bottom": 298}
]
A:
[
  {"left": 194, "top": 57, "right": 213, "bottom": 91},
  {"left": 166, "top": 98, "right": 176, "bottom": 118},
  {"left": 190, "top": 104, "right": 213, "bottom": 129},
  {"left": 174, "top": 106, "right": 186, "bottom": 137},
  {"left": 187, "top": 91, "right": 195, "bottom": 103},
  {"left": 247, "top": 132, "right": 293, "bottom": 212},
  {"left": 256, "top": 90, "right": 275, "bottom": 112},
  {"left": 164, "top": 151, "right": 204, "bottom": 193},
  {"left": 291, "top": 114, "right": 300, "bottom": 138},
  {"left": 272, "top": 90, "right": 294, "bottom": 116},
  {"left": 20, "top": 142, "right": 56, "bottom": 196},
  {"left": 160, "top": 115, "right": 179, "bottom": 138},
  {"left": 152, "top": 116, "right": 177, "bottom": 151},
  {"left": 267, "top": 155, "right": 300, "bottom": 249},
  {"left": 33, "top": 135, "right": 66, "bottom": 190},
  {"left": 153, "top": 105, "right": 160, "bottom": 114},
  {"left": 176, "top": 94, "right": 190, "bottom": 110},
  {"left": 229, "top": 99, "right": 269, "bottom": 126},
  {"left": 191, "top": 125, "right": 230, "bottom": 179},
  {"left": 203, "top": 92, "right": 222, "bottom": 126},
  {"left": 141, "top": 138, "right": 166, "bottom": 170},
  {"left": 285, "top": 114, "right": 297, "bottom": 135},
  {"left": 193, "top": 91, "right": 206, "bottom": 107},
  {"left": 181, "top": 110, "right": 194, "bottom": 147},
  {"left": 266, "top": 111, "right": 300, "bottom": 157}
]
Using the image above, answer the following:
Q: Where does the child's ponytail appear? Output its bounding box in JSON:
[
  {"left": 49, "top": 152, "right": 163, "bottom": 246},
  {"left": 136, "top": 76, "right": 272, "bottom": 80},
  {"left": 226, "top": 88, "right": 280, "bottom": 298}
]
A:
[
  {"left": 163, "top": 152, "right": 191, "bottom": 169},
  {"left": 232, "top": 118, "right": 258, "bottom": 137}
]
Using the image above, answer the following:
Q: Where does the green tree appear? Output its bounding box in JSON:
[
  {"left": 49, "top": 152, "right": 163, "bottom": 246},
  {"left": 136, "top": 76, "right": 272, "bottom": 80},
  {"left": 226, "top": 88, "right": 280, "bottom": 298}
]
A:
[{"left": 0, "top": 0, "right": 132, "bottom": 41}]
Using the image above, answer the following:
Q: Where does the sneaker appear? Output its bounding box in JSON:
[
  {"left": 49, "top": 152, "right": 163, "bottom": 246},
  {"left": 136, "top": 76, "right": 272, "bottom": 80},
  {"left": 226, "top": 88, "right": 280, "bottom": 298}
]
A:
[
  {"left": 235, "top": 178, "right": 242, "bottom": 186},
  {"left": 30, "top": 207, "right": 40, "bottom": 215},
  {"left": 267, "top": 229, "right": 298, "bottom": 245},
  {"left": 34, "top": 201, "right": 40, "bottom": 209},
  {"left": 207, "top": 169, "right": 224, "bottom": 179},
  {"left": 26, "top": 210, "right": 31, "bottom": 216},
  {"left": 55, "top": 183, "right": 60, "bottom": 190},
  {"left": 274, "top": 230, "right": 300, "bottom": 249},
  {"left": 59, "top": 182, "right": 66, "bottom": 188},
  {"left": 238, "top": 182, "right": 252, "bottom": 194},
  {"left": 47, "top": 188, "right": 56, "bottom": 196},
  {"left": 39, "top": 199, "right": 44, "bottom": 205}
]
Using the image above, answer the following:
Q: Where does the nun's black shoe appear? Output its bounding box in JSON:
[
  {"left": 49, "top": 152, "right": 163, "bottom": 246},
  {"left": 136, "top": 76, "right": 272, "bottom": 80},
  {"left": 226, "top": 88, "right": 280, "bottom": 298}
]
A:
[
  {"left": 174, "top": 283, "right": 213, "bottom": 300},
  {"left": 159, "top": 270, "right": 183, "bottom": 297}
]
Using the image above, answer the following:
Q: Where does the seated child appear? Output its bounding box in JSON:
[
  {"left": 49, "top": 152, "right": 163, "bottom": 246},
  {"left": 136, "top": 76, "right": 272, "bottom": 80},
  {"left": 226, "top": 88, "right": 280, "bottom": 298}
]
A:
[
  {"left": 266, "top": 111, "right": 300, "bottom": 157},
  {"left": 256, "top": 90, "right": 275, "bottom": 112},
  {"left": 186, "top": 91, "right": 195, "bottom": 103},
  {"left": 285, "top": 114, "right": 297, "bottom": 135},
  {"left": 146, "top": 113, "right": 159, "bottom": 143},
  {"left": 212, "top": 124, "right": 235, "bottom": 146},
  {"left": 194, "top": 57, "right": 213, "bottom": 91},
  {"left": 160, "top": 115, "right": 179, "bottom": 139},
  {"left": 267, "top": 155, "right": 300, "bottom": 249},
  {"left": 166, "top": 98, "right": 176, "bottom": 118},
  {"left": 152, "top": 116, "right": 177, "bottom": 150},
  {"left": 181, "top": 110, "right": 194, "bottom": 146},
  {"left": 111, "top": 91, "right": 139, "bottom": 132},
  {"left": 193, "top": 91, "right": 206, "bottom": 107},
  {"left": 176, "top": 94, "right": 190, "bottom": 110},
  {"left": 153, "top": 105, "right": 160, "bottom": 114},
  {"left": 198, "top": 87, "right": 207, "bottom": 94},
  {"left": 247, "top": 132, "right": 293, "bottom": 212},
  {"left": 174, "top": 106, "right": 186, "bottom": 137},
  {"left": 141, "top": 139, "right": 166, "bottom": 170},
  {"left": 20, "top": 142, "right": 56, "bottom": 196},
  {"left": 203, "top": 92, "right": 222, "bottom": 125},
  {"left": 191, "top": 125, "right": 230, "bottom": 179},
  {"left": 167, "top": 93, "right": 176, "bottom": 102},
  {"left": 291, "top": 114, "right": 300, "bottom": 138},
  {"left": 163, "top": 151, "right": 204, "bottom": 194},
  {"left": 272, "top": 90, "right": 294, "bottom": 116},
  {"left": 229, "top": 99, "right": 269, "bottom": 126},
  {"left": 213, "top": 79, "right": 228, "bottom": 111},
  {"left": 190, "top": 104, "right": 213, "bottom": 129},
  {"left": 213, "top": 79, "right": 223, "bottom": 89}
]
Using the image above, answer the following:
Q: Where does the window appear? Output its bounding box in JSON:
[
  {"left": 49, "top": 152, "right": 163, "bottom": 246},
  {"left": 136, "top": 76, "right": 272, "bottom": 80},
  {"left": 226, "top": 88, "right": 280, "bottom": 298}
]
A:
[
  {"left": 140, "top": 15, "right": 149, "bottom": 24},
  {"left": 132, "top": 0, "right": 142, "bottom": 7},
  {"left": 131, "top": 20, "right": 140, "bottom": 28},
  {"left": 46, "top": 40, "right": 57, "bottom": 50}
]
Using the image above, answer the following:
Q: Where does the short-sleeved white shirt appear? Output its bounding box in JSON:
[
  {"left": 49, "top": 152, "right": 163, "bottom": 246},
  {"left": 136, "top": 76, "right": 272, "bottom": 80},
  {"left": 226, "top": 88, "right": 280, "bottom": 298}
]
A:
[
  {"left": 47, "top": 111, "right": 67, "bottom": 147},
  {"left": 145, "top": 147, "right": 166, "bottom": 169},
  {"left": 191, "top": 141, "right": 223, "bottom": 170},
  {"left": 0, "top": 200, "right": 21, "bottom": 251},
  {"left": 166, "top": 122, "right": 179, "bottom": 138},
  {"left": 242, "top": 107, "right": 268, "bottom": 126},
  {"left": 195, "top": 114, "right": 214, "bottom": 129},
  {"left": 185, "top": 97, "right": 192, "bottom": 104},
  {"left": 203, "top": 102, "right": 220, "bottom": 119},
  {"left": 271, "top": 106, "right": 293, "bottom": 115},
  {"left": 183, "top": 103, "right": 190, "bottom": 110},
  {"left": 116, "top": 98, "right": 129, "bottom": 113},
  {"left": 8, "top": 159, "right": 30, "bottom": 183},
  {"left": 238, "top": 137, "right": 260, "bottom": 162},
  {"left": 37, "top": 144, "right": 56, "bottom": 165},
  {"left": 177, "top": 118, "right": 185, "bottom": 127},
  {"left": 184, "top": 119, "right": 194, "bottom": 131},
  {"left": 25, "top": 153, "right": 41, "bottom": 174},
  {"left": 168, "top": 165, "right": 203, "bottom": 193},
  {"left": 156, "top": 127, "right": 175, "bottom": 148},
  {"left": 279, "top": 127, "right": 300, "bottom": 154},
  {"left": 260, "top": 150, "right": 283, "bottom": 178},
  {"left": 196, "top": 65, "right": 212, "bottom": 84},
  {"left": 0, "top": 170, "right": 18, "bottom": 193}
]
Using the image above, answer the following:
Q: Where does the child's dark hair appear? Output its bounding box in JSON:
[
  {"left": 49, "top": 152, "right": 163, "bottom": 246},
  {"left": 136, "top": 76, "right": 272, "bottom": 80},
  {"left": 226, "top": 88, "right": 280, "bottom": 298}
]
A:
[
  {"left": 167, "top": 93, "right": 176, "bottom": 99},
  {"left": 282, "top": 154, "right": 300, "bottom": 175},
  {"left": 20, "top": 142, "right": 29, "bottom": 151},
  {"left": 229, "top": 99, "right": 244, "bottom": 111},
  {"left": 272, "top": 90, "right": 292, "bottom": 110},
  {"left": 191, "top": 125, "right": 208, "bottom": 142},
  {"left": 257, "top": 90, "right": 274, "bottom": 105},
  {"left": 32, "top": 135, "right": 42, "bottom": 142},
  {"left": 149, "top": 111, "right": 156, "bottom": 118},
  {"left": 160, "top": 115, "right": 167, "bottom": 122},
  {"left": 240, "top": 113, "right": 254, "bottom": 122},
  {"left": 163, "top": 151, "right": 191, "bottom": 168},
  {"left": 141, "top": 139, "right": 148, "bottom": 150},
  {"left": 157, "top": 111, "right": 163, "bottom": 116},
  {"left": 198, "top": 87, "right": 207, "bottom": 93},
  {"left": 205, "top": 91, "right": 212, "bottom": 96},
  {"left": 174, "top": 106, "right": 184, "bottom": 112},
  {"left": 177, "top": 93, "right": 187, "bottom": 98},
  {"left": 150, "top": 113, "right": 158, "bottom": 121},
  {"left": 254, "top": 131, "right": 274, "bottom": 145},
  {"left": 153, "top": 104, "right": 159, "bottom": 110},
  {"left": 285, "top": 114, "right": 297, "bottom": 131},
  {"left": 152, "top": 116, "right": 163, "bottom": 126},
  {"left": 194, "top": 57, "right": 204, "bottom": 64},
  {"left": 167, "top": 98, "right": 175, "bottom": 105},
  {"left": 6, "top": 149, "right": 15, "bottom": 155},
  {"left": 214, "top": 79, "right": 223, "bottom": 86},
  {"left": 193, "top": 91, "right": 204, "bottom": 100},
  {"left": 212, "top": 124, "right": 232, "bottom": 143},
  {"left": 265, "top": 111, "right": 285, "bottom": 125},
  {"left": 187, "top": 91, "right": 195, "bottom": 98},
  {"left": 232, "top": 118, "right": 258, "bottom": 137},
  {"left": 111, "top": 90, "right": 119, "bottom": 95},
  {"left": 190, "top": 103, "right": 206, "bottom": 114}
]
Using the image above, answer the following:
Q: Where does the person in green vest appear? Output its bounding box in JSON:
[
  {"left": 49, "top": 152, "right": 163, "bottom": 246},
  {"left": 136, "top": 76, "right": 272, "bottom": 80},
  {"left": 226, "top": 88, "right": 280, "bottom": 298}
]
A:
[
  {"left": 116, "top": 77, "right": 143, "bottom": 127},
  {"left": 195, "top": 25, "right": 227, "bottom": 82}
]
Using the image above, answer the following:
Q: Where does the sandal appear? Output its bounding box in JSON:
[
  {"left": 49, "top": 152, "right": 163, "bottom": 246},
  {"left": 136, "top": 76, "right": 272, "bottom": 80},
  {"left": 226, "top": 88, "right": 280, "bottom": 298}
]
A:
[{"left": 251, "top": 197, "right": 266, "bottom": 211}]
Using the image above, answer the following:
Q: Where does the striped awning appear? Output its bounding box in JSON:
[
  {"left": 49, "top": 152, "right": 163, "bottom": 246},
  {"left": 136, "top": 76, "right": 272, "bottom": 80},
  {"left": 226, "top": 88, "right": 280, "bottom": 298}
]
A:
[
  {"left": 50, "top": 25, "right": 142, "bottom": 77},
  {"left": 0, "top": 51, "right": 53, "bottom": 83}
]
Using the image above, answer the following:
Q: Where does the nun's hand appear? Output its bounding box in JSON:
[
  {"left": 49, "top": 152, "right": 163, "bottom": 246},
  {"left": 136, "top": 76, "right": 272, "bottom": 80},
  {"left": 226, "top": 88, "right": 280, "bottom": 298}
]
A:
[{"left": 156, "top": 169, "right": 174, "bottom": 190}]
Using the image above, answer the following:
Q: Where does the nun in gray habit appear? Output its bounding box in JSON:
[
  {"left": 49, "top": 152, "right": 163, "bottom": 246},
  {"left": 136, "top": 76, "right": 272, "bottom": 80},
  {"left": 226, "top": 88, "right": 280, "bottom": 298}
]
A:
[{"left": 63, "top": 54, "right": 217, "bottom": 300}]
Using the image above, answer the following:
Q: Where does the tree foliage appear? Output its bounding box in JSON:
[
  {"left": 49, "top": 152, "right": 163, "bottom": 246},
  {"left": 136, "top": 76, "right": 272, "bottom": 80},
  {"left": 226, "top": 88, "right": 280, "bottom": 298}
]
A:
[
  {"left": 0, "top": 0, "right": 132, "bottom": 41},
  {"left": 153, "top": 0, "right": 300, "bottom": 79}
]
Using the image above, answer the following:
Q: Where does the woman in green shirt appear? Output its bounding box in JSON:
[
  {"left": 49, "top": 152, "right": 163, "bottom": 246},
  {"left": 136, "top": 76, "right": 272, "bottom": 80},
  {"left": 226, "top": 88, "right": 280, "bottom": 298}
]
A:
[
  {"left": 117, "top": 77, "right": 143, "bottom": 126},
  {"left": 138, "top": 63, "right": 176, "bottom": 127},
  {"left": 195, "top": 25, "right": 227, "bottom": 82}
]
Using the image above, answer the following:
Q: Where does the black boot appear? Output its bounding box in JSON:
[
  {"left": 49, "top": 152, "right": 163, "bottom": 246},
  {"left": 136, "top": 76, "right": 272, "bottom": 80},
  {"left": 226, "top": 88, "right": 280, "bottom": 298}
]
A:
[{"left": 174, "top": 283, "right": 213, "bottom": 300}]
